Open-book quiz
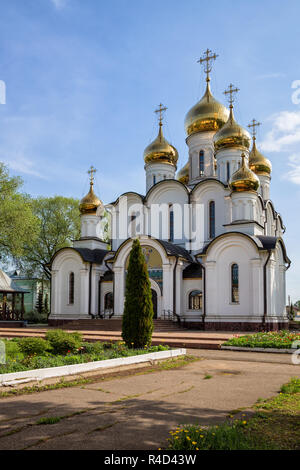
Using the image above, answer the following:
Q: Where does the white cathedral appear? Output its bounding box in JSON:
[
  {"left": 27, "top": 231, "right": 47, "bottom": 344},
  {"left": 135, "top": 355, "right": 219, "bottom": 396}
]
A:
[{"left": 49, "top": 50, "right": 290, "bottom": 331}]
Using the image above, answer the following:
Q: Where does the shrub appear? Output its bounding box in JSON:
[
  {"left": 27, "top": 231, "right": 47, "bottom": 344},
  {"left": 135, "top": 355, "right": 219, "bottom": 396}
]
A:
[
  {"left": 82, "top": 342, "right": 104, "bottom": 354},
  {"left": 45, "top": 329, "right": 82, "bottom": 355},
  {"left": 18, "top": 337, "right": 49, "bottom": 356},
  {"left": 122, "top": 239, "right": 154, "bottom": 348}
]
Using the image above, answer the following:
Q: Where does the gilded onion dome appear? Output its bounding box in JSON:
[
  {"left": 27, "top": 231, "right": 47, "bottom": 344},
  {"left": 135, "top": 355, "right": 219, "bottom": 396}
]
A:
[
  {"left": 213, "top": 107, "right": 251, "bottom": 151},
  {"left": 249, "top": 139, "right": 272, "bottom": 175},
  {"left": 177, "top": 161, "right": 189, "bottom": 184},
  {"left": 144, "top": 123, "right": 178, "bottom": 166},
  {"left": 229, "top": 154, "right": 260, "bottom": 192},
  {"left": 79, "top": 180, "right": 102, "bottom": 214},
  {"left": 184, "top": 82, "right": 229, "bottom": 136}
]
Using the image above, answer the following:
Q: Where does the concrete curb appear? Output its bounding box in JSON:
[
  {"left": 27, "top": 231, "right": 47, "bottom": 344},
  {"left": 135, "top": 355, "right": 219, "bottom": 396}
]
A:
[
  {"left": 0, "top": 348, "right": 186, "bottom": 385},
  {"left": 221, "top": 345, "right": 298, "bottom": 354}
]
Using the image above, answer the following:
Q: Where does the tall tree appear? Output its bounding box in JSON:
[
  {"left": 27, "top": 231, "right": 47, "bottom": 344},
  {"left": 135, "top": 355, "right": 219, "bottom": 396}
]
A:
[
  {"left": 0, "top": 163, "right": 38, "bottom": 262},
  {"left": 122, "top": 239, "right": 154, "bottom": 348},
  {"left": 15, "top": 196, "right": 81, "bottom": 279}
]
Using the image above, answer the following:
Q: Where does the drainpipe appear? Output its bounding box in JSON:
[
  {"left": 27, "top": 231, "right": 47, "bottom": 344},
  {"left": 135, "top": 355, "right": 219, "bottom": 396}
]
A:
[
  {"left": 88, "top": 262, "right": 93, "bottom": 318},
  {"left": 262, "top": 250, "right": 272, "bottom": 328},
  {"left": 173, "top": 256, "right": 179, "bottom": 319}
]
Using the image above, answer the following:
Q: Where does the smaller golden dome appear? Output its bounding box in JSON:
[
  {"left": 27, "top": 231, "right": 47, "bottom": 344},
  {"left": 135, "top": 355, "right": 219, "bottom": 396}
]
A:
[
  {"left": 214, "top": 108, "right": 251, "bottom": 151},
  {"left": 184, "top": 82, "right": 229, "bottom": 136},
  {"left": 144, "top": 123, "right": 178, "bottom": 166},
  {"left": 177, "top": 161, "right": 189, "bottom": 184},
  {"left": 79, "top": 182, "right": 102, "bottom": 214},
  {"left": 229, "top": 154, "right": 260, "bottom": 192},
  {"left": 249, "top": 140, "right": 272, "bottom": 175}
]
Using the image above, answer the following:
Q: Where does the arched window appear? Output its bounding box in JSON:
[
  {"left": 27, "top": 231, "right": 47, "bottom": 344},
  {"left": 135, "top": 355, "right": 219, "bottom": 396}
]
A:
[
  {"left": 169, "top": 204, "right": 174, "bottom": 242},
  {"left": 104, "top": 292, "right": 114, "bottom": 310},
  {"left": 69, "top": 272, "right": 74, "bottom": 305},
  {"left": 226, "top": 161, "right": 230, "bottom": 182},
  {"left": 209, "top": 201, "right": 215, "bottom": 239},
  {"left": 189, "top": 290, "right": 203, "bottom": 310},
  {"left": 153, "top": 175, "right": 156, "bottom": 185},
  {"left": 199, "top": 151, "right": 204, "bottom": 176},
  {"left": 231, "top": 264, "right": 239, "bottom": 303}
]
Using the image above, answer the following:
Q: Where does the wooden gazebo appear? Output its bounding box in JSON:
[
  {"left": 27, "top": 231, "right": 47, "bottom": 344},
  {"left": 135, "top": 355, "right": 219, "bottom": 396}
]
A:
[{"left": 0, "top": 270, "right": 28, "bottom": 322}]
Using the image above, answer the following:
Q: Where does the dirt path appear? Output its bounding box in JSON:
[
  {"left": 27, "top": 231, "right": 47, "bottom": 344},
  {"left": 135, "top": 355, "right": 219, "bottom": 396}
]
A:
[{"left": 0, "top": 350, "right": 298, "bottom": 450}]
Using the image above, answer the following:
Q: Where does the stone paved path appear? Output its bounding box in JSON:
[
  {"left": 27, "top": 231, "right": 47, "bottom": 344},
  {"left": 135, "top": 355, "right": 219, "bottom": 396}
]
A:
[{"left": 0, "top": 349, "right": 298, "bottom": 450}]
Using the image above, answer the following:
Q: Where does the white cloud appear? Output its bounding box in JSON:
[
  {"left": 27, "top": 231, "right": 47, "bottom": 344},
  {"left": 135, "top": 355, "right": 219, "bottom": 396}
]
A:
[
  {"left": 260, "top": 111, "right": 300, "bottom": 152},
  {"left": 50, "top": 0, "right": 68, "bottom": 10},
  {"left": 284, "top": 153, "right": 300, "bottom": 185}
]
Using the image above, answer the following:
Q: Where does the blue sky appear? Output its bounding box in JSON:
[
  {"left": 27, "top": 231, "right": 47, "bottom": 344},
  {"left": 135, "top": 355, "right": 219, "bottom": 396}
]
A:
[{"left": 0, "top": 0, "right": 299, "bottom": 301}]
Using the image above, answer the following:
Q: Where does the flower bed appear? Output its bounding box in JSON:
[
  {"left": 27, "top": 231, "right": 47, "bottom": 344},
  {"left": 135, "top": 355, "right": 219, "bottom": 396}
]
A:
[
  {"left": 222, "top": 330, "right": 300, "bottom": 349},
  {"left": 0, "top": 330, "right": 169, "bottom": 374}
]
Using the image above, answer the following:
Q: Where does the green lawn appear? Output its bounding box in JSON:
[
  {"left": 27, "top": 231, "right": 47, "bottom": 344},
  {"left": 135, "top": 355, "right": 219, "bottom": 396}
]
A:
[
  {"left": 165, "top": 377, "right": 300, "bottom": 450},
  {"left": 222, "top": 330, "right": 300, "bottom": 349},
  {"left": 0, "top": 332, "right": 169, "bottom": 374}
]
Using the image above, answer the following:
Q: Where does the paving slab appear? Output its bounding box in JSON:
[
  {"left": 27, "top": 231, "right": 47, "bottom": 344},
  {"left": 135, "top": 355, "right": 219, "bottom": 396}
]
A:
[{"left": 0, "top": 349, "right": 298, "bottom": 450}]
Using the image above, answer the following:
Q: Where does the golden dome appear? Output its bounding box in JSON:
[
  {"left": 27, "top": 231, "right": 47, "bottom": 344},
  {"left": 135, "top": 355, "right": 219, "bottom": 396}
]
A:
[
  {"left": 249, "top": 140, "right": 272, "bottom": 175},
  {"left": 229, "top": 154, "right": 260, "bottom": 192},
  {"left": 79, "top": 182, "right": 102, "bottom": 214},
  {"left": 144, "top": 123, "right": 178, "bottom": 166},
  {"left": 184, "top": 82, "right": 229, "bottom": 136},
  {"left": 177, "top": 161, "right": 189, "bottom": 184},
  {"left": 214, "top": 108, "right": 251, "bottom": 151}
]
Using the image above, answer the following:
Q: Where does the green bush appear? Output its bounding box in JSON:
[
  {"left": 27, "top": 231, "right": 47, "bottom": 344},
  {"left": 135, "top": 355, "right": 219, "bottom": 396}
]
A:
[
  {"left": 18, "top": 337, "right": 49, "bottom": 356},
  {"left": 122, "top": 239, "right": 154, "bottom": 348},
  {"left": 45, "top": 329, "right": 82, "bottom": 355},
  {"left": 82, "top": 342, "right": 104, "bottom": 354}
]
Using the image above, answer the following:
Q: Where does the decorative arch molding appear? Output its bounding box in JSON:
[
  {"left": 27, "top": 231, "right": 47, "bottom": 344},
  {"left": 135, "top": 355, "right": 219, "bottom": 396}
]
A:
[
  {"left": 113, "top": 236, "right": 171, "bottom": 269},
  {"left": 109, "top": 191, "right": 144, "bottom": 207},
  {"left": 196, "top": 232, "right": 263, "bottom": 260},
  {"left": 51, "top": 248, "right": 85, "bottom": 271},
  {"left": 145, "top": 179, "right": 190, "bottom": 205}
]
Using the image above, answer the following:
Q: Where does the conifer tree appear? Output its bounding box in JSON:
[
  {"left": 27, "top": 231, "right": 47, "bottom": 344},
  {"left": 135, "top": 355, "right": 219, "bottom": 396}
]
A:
[{"left": 122, "top": 239, "right": 154, "bottom": 348}]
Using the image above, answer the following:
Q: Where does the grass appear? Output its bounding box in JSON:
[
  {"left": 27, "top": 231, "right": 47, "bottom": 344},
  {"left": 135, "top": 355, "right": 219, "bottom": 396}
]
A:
[
  {"left": 0, "top": 337, "right": 170, "bottom": 374},
  {"left": 166, "top": 377, "right": 300, "bottom": 450},
  {"left": 36, "top": 416, "right": 62, "bottom": 425},
  {"left": 222, "top": 330, "right": 300, "bottom": 349}
]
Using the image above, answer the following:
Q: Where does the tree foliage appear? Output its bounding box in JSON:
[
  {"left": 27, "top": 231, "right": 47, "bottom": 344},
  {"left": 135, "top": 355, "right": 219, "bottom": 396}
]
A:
[
  {"left": 0, "top": 163, "right": 39, "bottom": 261},
  {"left": 15, "top": 196, "right": 81, "bottom": 279},
  {"left": 122, "top": 239, "right": 154, "bottom": 348}
]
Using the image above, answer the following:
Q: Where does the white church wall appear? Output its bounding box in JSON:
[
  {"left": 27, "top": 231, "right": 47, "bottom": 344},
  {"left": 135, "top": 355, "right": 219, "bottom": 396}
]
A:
[
  {"left": 50, "top": 250, "right": 88, "bottom": 319},
  {"left": 204, "top": 234, "right": 264, "bottom": 322},
  {"left": 266, "top": 243, "right": 287, "bottom": 322},
  {"left": 146, "top": 182, "right": 189, "bottom": 245},
  {"left": 191, "top": 181, "right": 226, "bottom": 246}
]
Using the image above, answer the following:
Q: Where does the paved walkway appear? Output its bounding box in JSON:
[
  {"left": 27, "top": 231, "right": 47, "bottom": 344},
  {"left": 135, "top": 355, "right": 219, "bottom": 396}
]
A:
[{"left": 0, "top": 349, "right": 298, "bottom": 450}]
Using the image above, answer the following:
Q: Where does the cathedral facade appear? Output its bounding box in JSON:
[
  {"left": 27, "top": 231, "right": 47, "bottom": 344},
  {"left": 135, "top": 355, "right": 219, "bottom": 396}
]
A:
[{"left": 49, "top": 51, "right": 290, "bottom": 331}]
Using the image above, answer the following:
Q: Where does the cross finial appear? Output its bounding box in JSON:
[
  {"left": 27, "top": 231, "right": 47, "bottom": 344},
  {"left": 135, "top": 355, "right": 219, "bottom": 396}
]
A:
[
  {"left": 88, "top": 165, "right": 97, "bottom": 185},
  {"left": 154, "top": 103, "right": 168, "bottom": 127},
  {"left": 197, "top": 48, "right": 218, "bottom": 82},
  {"left": 223, "top": 83, "right": 240, "bottom": 108},
  {"left": 248, "top": 119, "right": 261, "bottom": 140}
]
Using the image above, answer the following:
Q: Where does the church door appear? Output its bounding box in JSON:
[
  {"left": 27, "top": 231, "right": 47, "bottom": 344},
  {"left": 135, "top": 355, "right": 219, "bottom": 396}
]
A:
[{"left": 151, "top": 289, "right": 158, "bottom": 319}]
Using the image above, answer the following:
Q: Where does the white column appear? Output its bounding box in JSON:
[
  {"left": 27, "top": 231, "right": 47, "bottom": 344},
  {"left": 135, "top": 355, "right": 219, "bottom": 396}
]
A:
[
  {"left": 205, "top": 260, "right": 217, "bottom": 317},
  {"left": 50, "top": 270, "right": 59, "bottom": 316},
  {"left": 113, "top": 266, "right": 125, "bottom": 316}
]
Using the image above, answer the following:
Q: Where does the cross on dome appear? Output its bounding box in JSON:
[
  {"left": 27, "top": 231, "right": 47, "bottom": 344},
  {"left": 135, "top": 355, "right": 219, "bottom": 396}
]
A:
[
  {"left": 248, "top": 119, "right": 261, "bottom": 141},
  {"left": 197, "top": 49, "right": 218, "bottom": 82},
  {"left": 155, "top": 103, "right": 167, "bottom": 126},
  {"left": 224, "top": 83, "right": 240, "bottom": 108},
  {"left": 88, "top": 165, "right": 97, "bottom": 185}
]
